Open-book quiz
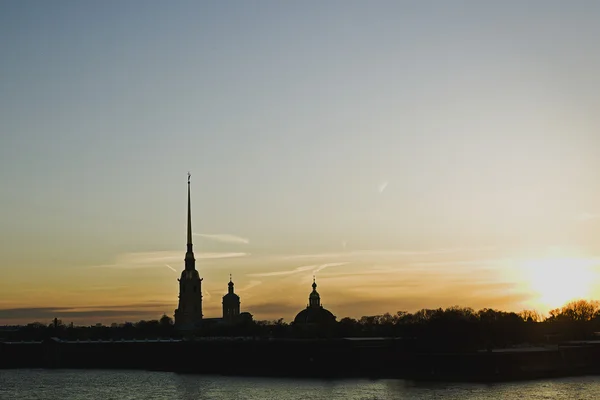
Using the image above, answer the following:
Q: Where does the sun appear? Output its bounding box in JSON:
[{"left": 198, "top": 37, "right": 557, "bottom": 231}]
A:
[{"left": 519, "top": 258, "right": 598, "bottom": 311}]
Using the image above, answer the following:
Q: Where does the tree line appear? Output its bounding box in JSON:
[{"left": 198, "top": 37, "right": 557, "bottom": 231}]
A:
[{"left": 3, "top": 300, "right": 600, "bottom": 352}]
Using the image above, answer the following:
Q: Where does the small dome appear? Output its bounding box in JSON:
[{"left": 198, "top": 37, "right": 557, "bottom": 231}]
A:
[
  {"left": 294, "top": 306, "right": 336, "bottom": 325},
  {"left": 224, "top": 275, "right": 238, "bottom": 299},
  {"left": 294, "top": 277, "right": 335, "bottom": 325},
  {"left": 223, "top": 292, "right": 240, "bottom": 301}
]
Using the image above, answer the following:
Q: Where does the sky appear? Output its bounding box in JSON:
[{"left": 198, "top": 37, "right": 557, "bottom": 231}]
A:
[{"left": 2, "top": 1, "right": 600, "bottom": 325}]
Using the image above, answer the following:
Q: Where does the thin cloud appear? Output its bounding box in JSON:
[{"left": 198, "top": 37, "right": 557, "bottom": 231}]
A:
[
  {"left": 237, "top": 280, "right": 262, "bottom": 292},
  {"left": 165, "top": 264, "right": 177, "bottom": 272},
  {"left": 193, "top": 233, "right": 249, "bottom": 244},
  {"left": 89, "top": 251, "right": 248, "bottom": 270},
  {"left": 71, "top": 302, "right": 173, "bottom": 310},
  {"left": 0, "top": 304, "right": 175, "bottom": 323},
  {"left": 408, "top": 259, "right": 510, "bottom": 268},
  {"left": 314, "top": 262, "right": 347, "bottom": 273},
  {"left": 198, "top": 252, "right": 249, "bottom": 259},
  {"left": 378, "top": 181, "right": 388, "bottom": 193},
  {"left": 68, "top": 286, "right": 130, "bottom": 293},
  {"left": 282, "top": 247, "right": 496, "bottom": 260},
  {"left": 316, "top": 262, "right": 506, "bottom": 283},
  {"left": 248, "top": 262, "right": 349, "bottom": 277},
  {"left": 247, "top": 265, "right": 317, "bottom": 277}
]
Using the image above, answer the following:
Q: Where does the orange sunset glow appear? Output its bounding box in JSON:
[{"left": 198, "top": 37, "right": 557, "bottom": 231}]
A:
[{"left": 2, "top": 2, "right": 600, "bottom": 327}]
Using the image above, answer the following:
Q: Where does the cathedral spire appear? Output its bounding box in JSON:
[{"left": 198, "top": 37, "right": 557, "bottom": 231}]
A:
[
  {"left": 187, "top": 173, "right": 192, "bottom": 245},
  {"left": 185, "top": 172, "right": 195, "bottom": 269}
]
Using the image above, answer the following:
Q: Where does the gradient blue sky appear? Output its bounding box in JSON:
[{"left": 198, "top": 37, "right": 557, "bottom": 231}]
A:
[{"left": 2, "top": 1, "right": 600, "bottom": 324}]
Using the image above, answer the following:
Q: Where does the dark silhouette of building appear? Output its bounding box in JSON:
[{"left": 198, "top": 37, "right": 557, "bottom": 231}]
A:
[
  {"left": 293, "top": 277, "right": 336, "bottom": 325},
  {"left": 222, "top": 275, "right": 241, "bottom": 322},
  {"left": 174, "top": 174, "right": 203, "bottom": 331}
]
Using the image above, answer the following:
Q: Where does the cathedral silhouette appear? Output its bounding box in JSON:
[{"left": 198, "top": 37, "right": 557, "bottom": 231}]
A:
[{"left": 174, "top": 174, "right": 336, "bottom": 331}]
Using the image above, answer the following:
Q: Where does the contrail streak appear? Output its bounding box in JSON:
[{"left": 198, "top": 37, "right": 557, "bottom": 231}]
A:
[{"left": 165, "top": 264, "right": 177, "bottom": 272}]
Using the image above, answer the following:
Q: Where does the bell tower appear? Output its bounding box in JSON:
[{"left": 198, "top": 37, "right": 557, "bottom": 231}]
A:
[
  {"left": 222, "top": 274, "right": 241, "bottom": 322},
  {"left": 174, "top": 173, "right": 203, "bottom": 330}
]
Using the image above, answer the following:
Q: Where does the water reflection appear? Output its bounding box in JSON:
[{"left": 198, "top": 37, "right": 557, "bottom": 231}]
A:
[{"left": 2, "top": 370, "right": 600, "bottom": 400}]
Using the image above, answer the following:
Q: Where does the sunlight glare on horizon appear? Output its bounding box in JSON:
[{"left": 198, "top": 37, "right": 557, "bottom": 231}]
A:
[{"left": 518, "top": 257, "right": 600, "bottom": 312}]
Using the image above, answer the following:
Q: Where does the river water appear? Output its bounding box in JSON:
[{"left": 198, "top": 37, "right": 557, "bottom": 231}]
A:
[{"left": 0, "top": 369, "right": 598, "bottom": 399}]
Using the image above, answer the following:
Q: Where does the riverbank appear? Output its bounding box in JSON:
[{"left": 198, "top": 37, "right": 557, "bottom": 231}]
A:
[{"left": 2, "top": 337, "right": 600, "bottom": 382}]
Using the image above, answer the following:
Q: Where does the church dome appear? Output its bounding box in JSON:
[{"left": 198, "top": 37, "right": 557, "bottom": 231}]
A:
[
  {"left": 294, "top": 306, "right": 336, "bottom": 325},
  {"left": 223, "top": 277, "right": 240, "bottom": 301},
  {"left": 293, "top": 278, "right": 336, "bottom": 325},
  {"left": 223, "top": 292, "right": 240, "bottom": 301}
]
